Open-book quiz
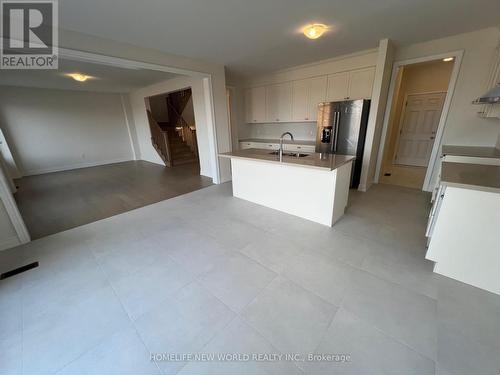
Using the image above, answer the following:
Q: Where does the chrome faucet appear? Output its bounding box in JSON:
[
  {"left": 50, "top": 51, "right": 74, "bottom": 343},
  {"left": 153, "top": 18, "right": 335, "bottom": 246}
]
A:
[{"left": 279, "top": 132, "right": 294, "bottom": 162}]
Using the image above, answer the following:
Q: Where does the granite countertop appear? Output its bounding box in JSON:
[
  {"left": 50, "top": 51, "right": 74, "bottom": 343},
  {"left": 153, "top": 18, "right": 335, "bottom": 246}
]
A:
[
  {"left": 441, "top": 162, "right": 500, "bottom": 194},
  {"left": 219, "top": 148, "right": 355, "bottom": 171},
  {"left": 239, "top": 138, "right": 316, "bottom": 146},
  {"left": 442, "top": 145, "right": 500, "bottom": 159}
]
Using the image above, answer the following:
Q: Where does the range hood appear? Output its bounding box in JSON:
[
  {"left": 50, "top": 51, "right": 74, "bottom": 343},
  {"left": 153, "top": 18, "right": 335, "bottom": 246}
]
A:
[{"left": 473, "top": 83, "right": 500, "bottom": 104}]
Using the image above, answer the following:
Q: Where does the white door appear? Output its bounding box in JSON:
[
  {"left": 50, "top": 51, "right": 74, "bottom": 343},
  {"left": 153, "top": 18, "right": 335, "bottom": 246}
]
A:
[{"left": 395, "top": 92, "right": 446, "bottom": 167}]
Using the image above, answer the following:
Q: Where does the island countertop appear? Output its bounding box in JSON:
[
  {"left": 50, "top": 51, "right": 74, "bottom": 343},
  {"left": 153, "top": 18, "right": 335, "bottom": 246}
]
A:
[{"left": 219, "top": 148, "right": 355, "bottom": 171}]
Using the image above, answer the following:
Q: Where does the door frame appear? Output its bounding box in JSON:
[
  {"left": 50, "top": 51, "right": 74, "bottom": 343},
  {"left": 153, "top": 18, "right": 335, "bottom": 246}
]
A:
[
  {"left": 374, "top": 50, "right": 464, "bottom": 191},
  {"left": 392, "top": 91, "right": 447, "bottom": 167},
  {"left": 0, "top": 46, "right": 224, "bottom": 248}
]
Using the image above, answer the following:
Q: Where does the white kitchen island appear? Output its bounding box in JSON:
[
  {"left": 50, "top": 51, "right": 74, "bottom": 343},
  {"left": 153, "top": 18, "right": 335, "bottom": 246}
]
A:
[{"left": 219, "top": 149, "right": 355, "bottom": 226}]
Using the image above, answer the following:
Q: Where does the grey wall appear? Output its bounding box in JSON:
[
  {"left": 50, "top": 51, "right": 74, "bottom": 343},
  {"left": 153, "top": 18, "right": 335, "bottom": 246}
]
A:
[{"left": 0, "top": 86, "right": 134, "bottom": 175}]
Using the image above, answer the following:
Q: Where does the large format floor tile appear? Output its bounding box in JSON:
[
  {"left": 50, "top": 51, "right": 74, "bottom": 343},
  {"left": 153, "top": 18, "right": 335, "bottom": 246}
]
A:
[
  {"left": 1, "top": 183, "right": 500, "bottom": 375},
  {"left": 241, "top": 277, "right": 338, "bottom": 355}
]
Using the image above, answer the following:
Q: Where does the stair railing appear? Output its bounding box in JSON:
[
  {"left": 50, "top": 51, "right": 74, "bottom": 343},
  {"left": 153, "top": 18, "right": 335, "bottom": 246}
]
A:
[
  {"left": 147, "top": 110, "right": 172, "bottom": 166},
  {"left": 178, "top": 117, "right": 198, "bottom": 157}
]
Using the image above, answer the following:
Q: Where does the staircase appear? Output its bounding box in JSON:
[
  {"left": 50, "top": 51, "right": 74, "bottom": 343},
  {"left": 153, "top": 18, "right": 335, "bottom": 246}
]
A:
[
  {"left": 167, "top": 128, "right": 198, "bottom": 165},
  {"left": 148, "top": 88, "right": 198, "bottom": 167}
]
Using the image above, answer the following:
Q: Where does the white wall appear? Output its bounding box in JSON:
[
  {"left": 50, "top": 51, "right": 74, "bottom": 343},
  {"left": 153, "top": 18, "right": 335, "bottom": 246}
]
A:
[
  {"left": 129, "top": 76, "right": 214, "bottom": 178},
  {"left": 0, "top": 86, "right": 134, "bottom": 175},
  {"left": 0, "top": 199, "right": 19, "bottom": 251},
  {"left": 59, "top": 28, "right": 232, "bottom": 184},
  {"left": 393, "top": 27, "right": 500, "bottom": 187}
]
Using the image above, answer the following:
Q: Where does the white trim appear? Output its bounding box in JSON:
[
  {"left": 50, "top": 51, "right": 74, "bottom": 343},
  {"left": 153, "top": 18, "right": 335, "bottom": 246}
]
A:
[
  {"left": 120, "top": 94, "right": 138, "bottom": 160},
  {"left": 0, "top": 165, "right": 30, "bottom": 245},
  {"left": 374, "top": 50, "right": 464, "bottom": 191},
  {"left": 0, "top": 236, "right": 21, "bottom": 251},
  {"left": 203, "top": 77, "right": 220, "bottom": 183},
  {"left": 23, "top": 157, "right": 133, "bottom": 176}
]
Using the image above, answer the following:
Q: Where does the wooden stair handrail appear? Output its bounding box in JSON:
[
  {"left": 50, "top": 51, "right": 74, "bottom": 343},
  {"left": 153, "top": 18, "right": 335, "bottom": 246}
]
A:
[{"left": 147, "top": 110, "right": 172, "bottom": 166}]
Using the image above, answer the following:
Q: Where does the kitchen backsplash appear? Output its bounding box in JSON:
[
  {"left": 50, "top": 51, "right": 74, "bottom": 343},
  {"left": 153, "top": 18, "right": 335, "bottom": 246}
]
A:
[{"left": 243, "top": 122, "right": 317, "bottom": 141}]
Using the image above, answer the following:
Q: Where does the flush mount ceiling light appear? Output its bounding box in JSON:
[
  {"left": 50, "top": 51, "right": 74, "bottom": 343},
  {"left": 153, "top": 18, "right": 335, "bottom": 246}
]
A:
[
  {"left": 442, "top": 57, "right": 454, "bottom": 62},
  {"left": 303, "top": 24, "right": 328, "bottom": 40},
  {"left": 65, "top": 73, "right": 93, "bottom": 82}
]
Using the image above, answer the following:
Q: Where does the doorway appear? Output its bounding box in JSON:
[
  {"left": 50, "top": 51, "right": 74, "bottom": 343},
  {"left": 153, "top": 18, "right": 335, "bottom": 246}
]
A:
[{"left": 378, "top": 58, "right": 455, "bottom": 189}]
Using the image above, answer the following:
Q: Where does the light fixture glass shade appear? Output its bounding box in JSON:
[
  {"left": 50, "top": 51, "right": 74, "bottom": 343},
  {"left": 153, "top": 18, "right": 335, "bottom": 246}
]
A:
[
  {"left": 66, "top": 73, "right": 91, "bottom": 82},
  {"left": 303, "top": 24, "right": 327, "bottom": 39},
  {"left": 473, "top": 83, "right": 500, "bottom": 104}
]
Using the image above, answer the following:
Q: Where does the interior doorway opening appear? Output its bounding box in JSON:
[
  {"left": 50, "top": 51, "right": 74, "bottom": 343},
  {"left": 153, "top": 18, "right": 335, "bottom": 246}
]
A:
[
  {"left": 145, "top": 87, "right": 200, "bottom": 168},
  {"left": 378, "top": 58, "right": 455, "bottom": 189}
]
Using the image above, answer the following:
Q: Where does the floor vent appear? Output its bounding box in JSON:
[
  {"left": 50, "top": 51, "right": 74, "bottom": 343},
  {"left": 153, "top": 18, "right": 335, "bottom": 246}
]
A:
[
  {"left": 384, "top": 173, "right": 392, "bottom": 176},
  {"left": 0, "top": 262, "right": 39, "bottom": 280}
]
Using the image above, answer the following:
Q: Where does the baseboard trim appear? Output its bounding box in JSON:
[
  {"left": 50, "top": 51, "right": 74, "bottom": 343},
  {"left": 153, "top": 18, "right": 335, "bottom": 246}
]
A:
[
  {"left": 0, "top": 236, "right": 20, "bottom": 251},
  {"left": 23, "top": 157, "right": 133, "bottom": 176}
]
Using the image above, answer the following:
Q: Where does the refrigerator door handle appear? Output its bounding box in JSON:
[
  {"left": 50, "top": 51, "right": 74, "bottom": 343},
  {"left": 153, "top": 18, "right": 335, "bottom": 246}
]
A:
[{"left": 333, "top": 111, "right": 340, "bottom": 153}]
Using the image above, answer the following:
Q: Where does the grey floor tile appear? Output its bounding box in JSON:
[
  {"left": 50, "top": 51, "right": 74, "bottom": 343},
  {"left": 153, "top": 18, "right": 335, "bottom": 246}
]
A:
[
  {"left": 437, "top": 323, "right": 500, "bottom": 375},
  {"left": 0, "top": 331, "right": 22, "bottom": 375},
  {"left": 437, "top": 276, "right": 500, "bottom": 353},
  {"left": 134, "top": 282, "right": 235, "bottom": 375},
  {"left": 360, "top": 241, "right": 438, "bottom": 299},
  {"left": 178, "top": 317, "right": 304, "bottom": 375},
  {"left": 111, "top": 256, "right": 193, "bottom": 320},
  {"left": 282, "top": 250, "right": 355, "bottom": 306},
  {"left": 198, "top": 252, "right": 277, "bottom": 312},
  {"left": 341, "top": 269, "right": 437, "bottom": 361},
  {"left": 300, "top": 308, "right": 435, "bottom": 375},
  {"left": 241, "top": 277, "right": 337, "bottom": 355},
  {"left": 152, "top": 225, "right": 230, "bottom": 277},
  {"left": 22, "top": 285, "right": 130, "bottom": 375},
  {"left": 239, "top": 231, "right": 305, "bottom": 274},
  {"left": 55, "top": 326, "right": 161, "bottom": 375}
]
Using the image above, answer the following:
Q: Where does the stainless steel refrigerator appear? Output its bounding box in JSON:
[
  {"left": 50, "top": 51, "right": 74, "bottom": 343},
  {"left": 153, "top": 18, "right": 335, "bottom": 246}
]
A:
[{"left": 315, "top": 100, "right": 371, "bottom": 188}]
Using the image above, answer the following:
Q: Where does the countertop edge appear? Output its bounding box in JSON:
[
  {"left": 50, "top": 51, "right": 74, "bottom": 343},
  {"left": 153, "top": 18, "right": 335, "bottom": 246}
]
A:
[{"left": 219, "top": 152, "right": 355, "bottom": 171}]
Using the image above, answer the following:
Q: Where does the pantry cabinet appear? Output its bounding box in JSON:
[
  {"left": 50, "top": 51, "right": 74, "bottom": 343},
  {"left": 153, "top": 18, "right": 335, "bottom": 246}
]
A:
[
  {"left": 292, "top": 76, "right": 327, "bottom": 122},
  {"left": 326, "top": 67, "right": 375, "bottom": 102}
]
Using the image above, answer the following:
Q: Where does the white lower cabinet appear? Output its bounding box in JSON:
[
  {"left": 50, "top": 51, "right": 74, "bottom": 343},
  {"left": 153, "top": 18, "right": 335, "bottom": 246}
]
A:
[{"left": 239, "top": 141, "right": 314, "bottom": 153}]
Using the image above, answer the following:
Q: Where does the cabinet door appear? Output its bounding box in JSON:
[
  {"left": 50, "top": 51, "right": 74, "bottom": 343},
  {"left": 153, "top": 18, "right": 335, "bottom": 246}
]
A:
[
  {"left": 326, "top": 72, "right": 349, "bottom": 102},
  {"left": 291, "top": 79, "right": 309, "bottom": 122},
  {"left": 308, "top": 76, "right": 327, "bottom": 121},
  {"left": 245, "top": 87, "right": 266, "bottom": 123},
  {"left": 266, "top": 82, "right": 292, "bottom": 122},
  {"left": 348, "top": 67, "right": 375, "bottom": 99}
]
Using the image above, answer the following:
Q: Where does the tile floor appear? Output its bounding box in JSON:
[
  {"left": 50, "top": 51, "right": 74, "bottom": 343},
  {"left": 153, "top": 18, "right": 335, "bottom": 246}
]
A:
[{"left": 1, "top": 183, "right": 500, "bottom": 375}]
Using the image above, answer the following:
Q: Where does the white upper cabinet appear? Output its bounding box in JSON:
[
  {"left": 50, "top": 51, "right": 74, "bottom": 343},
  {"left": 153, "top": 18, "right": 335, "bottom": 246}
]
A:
[
  {"left": 326, "top": 67, "right": 375, "bottom": 102},
  {"left": 266, "top": 82, "right": 292, "bottom": 122},
  {"left": 245, "top": 86, "right": 266, "bottom": 123},
  {"left": 292, "top": 76, "right": 327, "bottom": 122},
  {"left": 244, "top": 66, "right": 374, "bottom": 123},
  {"left": 349, "top": 67, "right": 376, "bottom": 100},
  {"left": 308, "top": 76, "right": 327, "bottom": 121},
  {"left": 326, "top": 71, "right": 350, "bottom": 102}
]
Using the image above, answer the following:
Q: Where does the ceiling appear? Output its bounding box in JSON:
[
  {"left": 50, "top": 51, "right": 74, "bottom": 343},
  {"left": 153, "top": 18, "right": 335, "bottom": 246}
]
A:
[
  {"left": 0, "top": 58, "right": 179, "bottom": 93},
  {"left": 58, "top": 0, "right": 500, "bottom": 78}
]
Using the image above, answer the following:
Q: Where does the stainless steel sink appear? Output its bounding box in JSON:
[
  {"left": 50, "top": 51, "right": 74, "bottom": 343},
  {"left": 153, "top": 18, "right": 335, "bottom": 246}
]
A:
[{"left": 269, "top": 151, "right": 310, "bottom": 158}]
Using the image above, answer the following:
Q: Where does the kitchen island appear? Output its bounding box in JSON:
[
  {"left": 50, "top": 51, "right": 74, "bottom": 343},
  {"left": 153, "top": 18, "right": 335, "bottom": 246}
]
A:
[{"left": 219, "top": 149, "right": 355, "bottom": 226}]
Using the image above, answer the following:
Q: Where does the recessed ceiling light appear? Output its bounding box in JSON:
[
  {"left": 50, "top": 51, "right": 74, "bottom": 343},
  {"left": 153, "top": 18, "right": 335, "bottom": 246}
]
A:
[
  {"left": 66, "top": 73, "right": 93, "bottom": 82},
  {"left": 303, "top": 24, "right": 328, "bottom": 40},
  {"left": 442, "top": 57, "right": 454, "bottom": 62}
]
